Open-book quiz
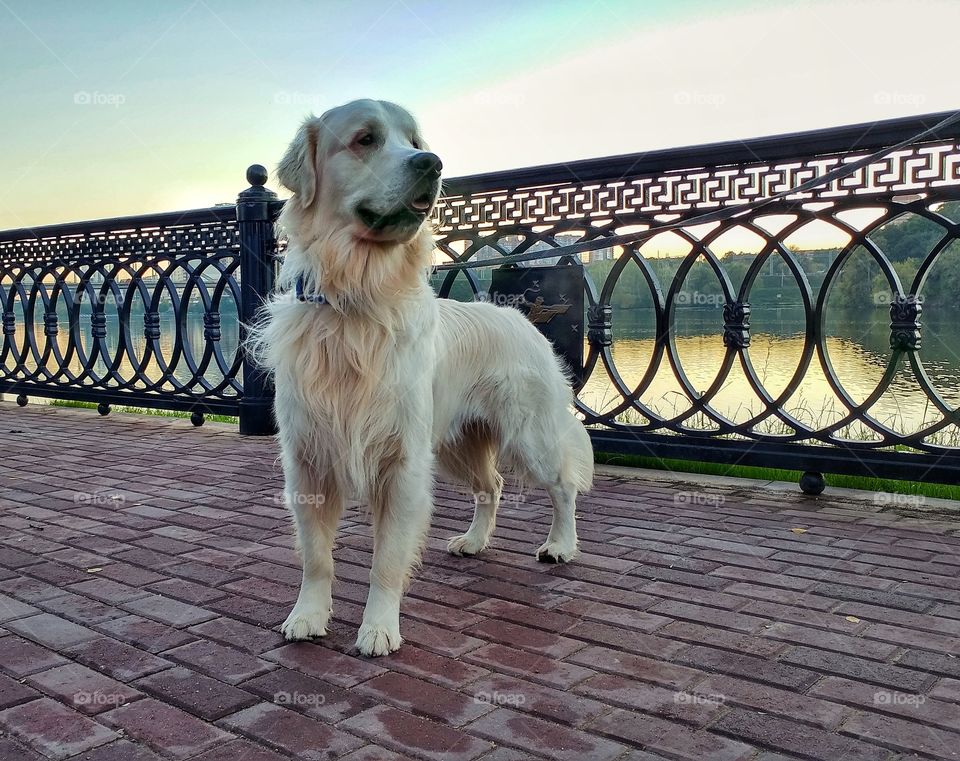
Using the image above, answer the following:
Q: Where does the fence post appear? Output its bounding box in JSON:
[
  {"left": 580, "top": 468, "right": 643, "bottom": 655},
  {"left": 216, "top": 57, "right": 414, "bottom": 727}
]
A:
[{"left": 237, "top": 164, "right": 279, "bottom": 435}]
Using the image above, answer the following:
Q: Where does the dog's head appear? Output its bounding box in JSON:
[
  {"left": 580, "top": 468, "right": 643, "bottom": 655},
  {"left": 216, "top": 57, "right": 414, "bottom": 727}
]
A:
[{"left": 277, "top": 99, "right": 441, "bottom": 245}]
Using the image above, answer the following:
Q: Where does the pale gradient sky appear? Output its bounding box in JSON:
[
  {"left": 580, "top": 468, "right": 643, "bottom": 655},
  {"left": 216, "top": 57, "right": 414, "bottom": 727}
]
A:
[{"left": 0, "top": 0, "right": 956, "bottom": 229}]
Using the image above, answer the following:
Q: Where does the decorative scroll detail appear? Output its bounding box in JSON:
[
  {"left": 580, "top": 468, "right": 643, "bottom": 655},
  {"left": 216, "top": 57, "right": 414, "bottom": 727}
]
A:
[
  {"left": 91, "top": 312, "right": 107, "bottom": 339},
  {"left": 43, "top": 311, "right": 58, "bottom": 338},
  {"left": 144, "top": 311, "right": 161, "bottom": 341},
  {"left": 203, "top": 311, "right": 221, "bottom": 342},
  {"left": 889, "top": 295, "right": 922, "bottom": 351},
  {"left": 722, "top": 302, "right": 751, "bottom": 349},
  {"left": 587, "top": 304, "right": 613, "bottom": 347}
]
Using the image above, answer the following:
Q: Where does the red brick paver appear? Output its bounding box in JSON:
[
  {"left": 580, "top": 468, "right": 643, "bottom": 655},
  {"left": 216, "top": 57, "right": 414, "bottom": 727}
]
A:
[{"left": 2, "top": 403, "right": 960, "bottom": 759}]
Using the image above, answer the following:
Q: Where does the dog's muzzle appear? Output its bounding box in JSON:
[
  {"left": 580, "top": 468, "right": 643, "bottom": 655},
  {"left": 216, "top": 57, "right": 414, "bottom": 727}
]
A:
[{"left": 355, "top": 152, "right": 443, "bottom": 235}]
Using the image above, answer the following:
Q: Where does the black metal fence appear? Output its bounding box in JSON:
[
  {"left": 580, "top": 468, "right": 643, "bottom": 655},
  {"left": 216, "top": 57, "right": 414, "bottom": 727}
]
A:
[
  {"left": 0, "top": 166, "right": 280, "bottom": 434},
  {"left": 3, "top": 111, "right": 960, "bottom": 488}
]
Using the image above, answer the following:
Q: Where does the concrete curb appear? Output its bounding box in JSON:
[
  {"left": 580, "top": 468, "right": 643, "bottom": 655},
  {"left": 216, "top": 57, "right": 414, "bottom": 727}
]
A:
[{"left": 594, "top": 463, "right": 960, "bottom": 513}]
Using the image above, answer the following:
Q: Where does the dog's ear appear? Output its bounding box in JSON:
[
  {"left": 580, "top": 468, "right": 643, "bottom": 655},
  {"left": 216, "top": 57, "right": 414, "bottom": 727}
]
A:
[{"left": 277, "top": 118, "right": 320, "bottom": 208}]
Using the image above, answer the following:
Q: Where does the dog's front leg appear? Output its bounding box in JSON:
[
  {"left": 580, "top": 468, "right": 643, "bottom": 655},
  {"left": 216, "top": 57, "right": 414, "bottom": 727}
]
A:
[
  {"left": 356, "top": 455, "right": 433, "bottom": 657},
  {"left": 280, "top": 460, "right": 343, "bottom": 641}
]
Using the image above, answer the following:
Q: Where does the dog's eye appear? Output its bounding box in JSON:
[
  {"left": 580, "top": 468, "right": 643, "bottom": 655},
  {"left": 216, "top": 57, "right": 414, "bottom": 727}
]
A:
[
  {"left": 411, "top": 137, "right": 422, "bottom": 150},
  {"left": 355, "top": 133, "right": 376, "bottom": 147}
]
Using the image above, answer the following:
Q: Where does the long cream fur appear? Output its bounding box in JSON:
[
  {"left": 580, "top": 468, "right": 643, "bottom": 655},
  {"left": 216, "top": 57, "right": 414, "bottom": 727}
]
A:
[{"left": 249, "top": 99, "right": 593, "bottom": 657}]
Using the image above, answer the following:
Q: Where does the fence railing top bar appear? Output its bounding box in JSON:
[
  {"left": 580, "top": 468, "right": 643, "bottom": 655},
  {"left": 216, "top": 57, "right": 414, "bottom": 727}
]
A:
[
  {"left": 0, "top": 205, "right": 237, "bottom": 245},
  {"left": 441, "top": 109, "right": 960, "bottom": 198}
]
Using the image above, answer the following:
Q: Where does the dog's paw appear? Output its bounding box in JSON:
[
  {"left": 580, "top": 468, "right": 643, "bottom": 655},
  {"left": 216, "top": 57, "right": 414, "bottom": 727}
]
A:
[
  {"left": 355, "top": 623, "right": 402, "bottom": 657},
  {"left": 536, "top": 540, "right": 578, "bottom": 564},
  {"left": 280, "top": 607, "right": 330, "bottom": 641},
  {"left": 447, "top": 533, "right": 487, "bottom": 557}
]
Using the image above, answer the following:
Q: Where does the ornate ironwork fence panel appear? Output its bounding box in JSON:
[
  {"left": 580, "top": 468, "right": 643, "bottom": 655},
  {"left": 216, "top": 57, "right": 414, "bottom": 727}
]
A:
[
  {"left": 1, "top": 167, "right": 278, "bottom": 434},
  {"left": 4, "top": 112, "right": 960, "bottom": 486},
  {"left": 432, "top": 111, "right": 960, "bottom": 486},
  {"left": 0, "top": 208, "right": 246, "bottom": 417}
]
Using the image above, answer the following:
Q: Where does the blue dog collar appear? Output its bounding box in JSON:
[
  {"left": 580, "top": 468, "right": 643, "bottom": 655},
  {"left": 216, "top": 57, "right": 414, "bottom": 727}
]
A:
[{"left": 295, "top": 275, "right": 327, "bottom": 304}]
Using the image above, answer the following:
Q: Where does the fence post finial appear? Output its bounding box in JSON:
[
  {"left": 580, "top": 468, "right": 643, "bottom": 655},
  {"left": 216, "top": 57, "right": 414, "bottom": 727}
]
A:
[{"left": 237, "top": 164, "right": 279, "bottom": 436}]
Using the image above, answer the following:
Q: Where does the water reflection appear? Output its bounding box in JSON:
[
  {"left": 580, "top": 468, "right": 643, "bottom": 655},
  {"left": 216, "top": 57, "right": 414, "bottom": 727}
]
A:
[{"left": 580, "top": 305, "right": 960, "bottom": 439}]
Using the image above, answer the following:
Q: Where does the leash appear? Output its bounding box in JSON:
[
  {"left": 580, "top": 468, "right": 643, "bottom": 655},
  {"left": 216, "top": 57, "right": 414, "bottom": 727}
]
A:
[{"left": 432, "top": 110, "right": 960, "bottom": 272}]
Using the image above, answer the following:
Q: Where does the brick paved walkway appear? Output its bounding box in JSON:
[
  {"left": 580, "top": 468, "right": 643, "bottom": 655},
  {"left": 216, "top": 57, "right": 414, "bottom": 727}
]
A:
[{"left": 2, "top": 403, "right": 960, "bottom": 760}]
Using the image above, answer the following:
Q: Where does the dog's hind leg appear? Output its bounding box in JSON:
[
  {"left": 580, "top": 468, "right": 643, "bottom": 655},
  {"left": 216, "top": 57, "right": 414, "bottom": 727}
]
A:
[
  {"left": 537, "top": 481, "right": 579, "bottom": 563},
  {"left": 529, "top": 413, "right": 593, "bottom": 564},
  {"left": 280, "top": 458, "right": 343, "bottom": 641},
  {"left": 356, "top": 453, "right": 433, "bottom": 657},
  {"left": 447, "top": 473, "right": 502, "bottom": 557},
  {"left": 442, "top": 422, "right": 503, "bottom": 557}
]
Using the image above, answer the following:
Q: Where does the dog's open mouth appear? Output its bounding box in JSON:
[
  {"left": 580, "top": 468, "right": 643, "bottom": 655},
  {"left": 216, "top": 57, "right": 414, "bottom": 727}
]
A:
[
  {"left": 356, "top": 205, "right": 422, "bottom": 232},
  {"left": 356, "top": 194, "right": 434, "bottom": 237},
  {"left": 408, "top": 191, "right": 433, "bottom": 212}
]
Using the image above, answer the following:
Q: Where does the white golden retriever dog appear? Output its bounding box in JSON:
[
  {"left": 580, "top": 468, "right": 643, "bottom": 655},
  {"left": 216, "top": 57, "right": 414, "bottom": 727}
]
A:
[{"left": 250, "top": 99, "right": 593, "bottom": 656}]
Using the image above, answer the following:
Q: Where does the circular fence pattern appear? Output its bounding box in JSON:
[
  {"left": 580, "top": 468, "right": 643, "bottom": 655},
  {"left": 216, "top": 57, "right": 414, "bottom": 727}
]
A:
[
  {"left": 0, "top": 210, "right": 243, "bottom": 412},
  {"left": 434, "top": 137, "right": 960, "bottom": 457}
]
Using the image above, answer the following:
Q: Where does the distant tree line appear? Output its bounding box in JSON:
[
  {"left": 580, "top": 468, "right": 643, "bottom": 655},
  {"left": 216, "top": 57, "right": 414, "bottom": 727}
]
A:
[
  {"left": 584, "top": 201, "right": 960, "bottom": 312},
  {"left": 831, "top": 202, "right": 960, "bottom": 310}
]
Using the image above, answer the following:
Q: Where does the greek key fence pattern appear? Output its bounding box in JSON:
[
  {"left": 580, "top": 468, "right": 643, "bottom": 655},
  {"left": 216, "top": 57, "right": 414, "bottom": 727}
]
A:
[{"left": 435, "top": 141, "right": 960, "bottom": 232}]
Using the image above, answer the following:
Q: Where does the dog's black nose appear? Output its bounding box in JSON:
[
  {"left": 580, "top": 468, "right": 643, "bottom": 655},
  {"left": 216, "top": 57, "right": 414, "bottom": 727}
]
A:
[{"left": 410, "top": 152, "right": 443, "bottom": 177}]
